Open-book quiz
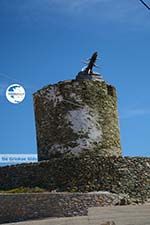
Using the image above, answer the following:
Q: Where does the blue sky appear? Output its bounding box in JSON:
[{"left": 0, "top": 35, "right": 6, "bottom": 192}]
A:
[{"left": 0, "top": 0, "right": 150, "bottom": 162}]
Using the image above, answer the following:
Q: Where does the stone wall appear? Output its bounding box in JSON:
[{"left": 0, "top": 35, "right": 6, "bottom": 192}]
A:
[
  {"left": 33, "top": 79, "right": 121, "bottom": 161},
  {"left": 0, "top": 156, "right": 149, "bottom": 201},
  {"left": 0, "top": 192, "right": 130, "bottom": 224}
]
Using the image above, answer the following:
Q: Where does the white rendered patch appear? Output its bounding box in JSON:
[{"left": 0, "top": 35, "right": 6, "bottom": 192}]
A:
[
  {"left": 69, "top": 92, "right": 82, "bottom": 103},
  {"left": 44, "top": 86, "right": 63, "bottom": 106},
  {"left": 49, "top": 106, "right": 102, "bottom": 154},
  {"left": 66, "top": 105, "right": 102, "bottom": 153}
]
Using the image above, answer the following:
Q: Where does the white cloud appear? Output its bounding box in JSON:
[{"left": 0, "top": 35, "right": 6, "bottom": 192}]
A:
[
  {"left": 57, "top": 0, "right": 149, "bottom": 29},
  {"left": 46, "top": 0, "right": 148, "bottom": 22},
  {"left": 120, "top": 107, "right": 150, "bottom": 119},
  {"left": 3, "top": 0, "right": 149, "bottom": 28}
]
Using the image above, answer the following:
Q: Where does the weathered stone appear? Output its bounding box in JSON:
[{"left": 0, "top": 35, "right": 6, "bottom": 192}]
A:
[
  {"left": 101, "top": 222, "right": 116, "bottom": 225},
  {"left": 0, "top": 156, "right": 149, "bottom": 201},
  {"left": 33, "top": 79, "right": 121, "bottom": 161},
  {"left": 0, "top": 192, "right": 128, "bottom": 224}
]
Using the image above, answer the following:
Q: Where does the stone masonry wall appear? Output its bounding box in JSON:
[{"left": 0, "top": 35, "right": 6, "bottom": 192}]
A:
[
  {"left": 33, "top": 79, "right": 121, "bottom": 161},
  {"left": 0, "top": 192, "right": 128, "bottom": 224},
  {"left": 0, "top": 156, "right": 149, "bottom": 201}
]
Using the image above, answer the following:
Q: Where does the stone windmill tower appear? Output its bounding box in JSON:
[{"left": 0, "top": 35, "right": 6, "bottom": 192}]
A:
[{"left": 33, "top": 52, "right": 121, "bottom": 161}]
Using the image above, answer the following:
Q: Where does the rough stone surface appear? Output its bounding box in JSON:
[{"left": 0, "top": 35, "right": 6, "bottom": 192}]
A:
[
  {"left": 0, "top": 192, "right": 130, "bottom": 224},
  {"left": 100, "top": 222, "right": 116, "bottom": 225},
  {"left": 0, "top": 156, "right": 149, "bottom": 201},
  {"left": 33, "top": 79, "right": 121, "bottom": 161}
]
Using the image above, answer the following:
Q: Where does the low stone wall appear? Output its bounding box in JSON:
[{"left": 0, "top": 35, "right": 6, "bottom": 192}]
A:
[
  {"left": 0, "top": 192, "right": 127, "bottom": 224},
  {"left": 0, "top": 155, "right": 150, "bottom": 201}
]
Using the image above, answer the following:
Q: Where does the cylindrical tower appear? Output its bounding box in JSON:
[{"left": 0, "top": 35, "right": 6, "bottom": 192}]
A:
[{"left": 33, "top": 77, "right": 121, "bottom": 161}]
